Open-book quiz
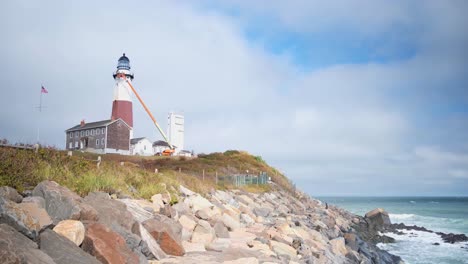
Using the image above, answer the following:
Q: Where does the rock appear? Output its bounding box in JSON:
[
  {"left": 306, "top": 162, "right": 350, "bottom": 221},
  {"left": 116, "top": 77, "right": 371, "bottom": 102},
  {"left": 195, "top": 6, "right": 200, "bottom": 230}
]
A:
[
  {"left": 82, "top": 222, "right": 139, "bottom": 264},
  {"left": 151, "top": 193, "right": 164, "bottom": 206},
  {"left": 0, "top": 223, "right": 55, "bottom": 264},
  {"left": 223, "top": 257, "right": 259, "bottom": 264},
  {"left": 439, "top": 233, "right": 468, "bottom": 244},
  {"left": 182, "top": 241, "right": 206, "bottom": 252},
  {"left": 18, "top": 203, "right": 52, "bottom": 229},
  {"left": 160, "top": 204, "right": 178, "bottom": 219},
  {"left": 196, "top": 207, "right": 218, "bottom": 220},
  {"left": 139, "top": 223, "right": 168, "bottom": 260},
  {"left": 191, "top": 220, "right": 215, "bottom": 245},
  {"left": 180, "top": 185, "right": 195, "bottom": 196},
  {"left": 117, "top": 198, "right": 155, "bottom": 223},
  {"left": 329, "top": 237, "right": 347, "bottom": 256},
  {"left": 22, "top": 196, "right": 46, "bottom": 209},
  {"left": 179, "top": 214, "right": 197, "bottom": 231},
  {"left": 253, "top": 207, "right": 272, "bottom": 218},
  {"left": 221, "top": 213, "right": 240, "bottom": 231},
  {"left": 214, "top": 221, "right": 230, "bottom": 238},
  {"left": 206, "top": 238, "right": 231, "bottom": 252},
  {"left": 142, "top": 215, "right": 185, "bottom": 256},
  {"left": 343, "top": 232, "right": 358, "bottom": 251},
  {"left": 0, "top": 197, "right": 44, "bottom": 239},
  {"left": 83, "top": 192, "right": 137, "bottom": 234},
  {"left": 269, "top": 240, "right": 297, "bottom": 259},
  {"left": 187, "top": 195, "right": 214, "bottom": 212},
  {"left": 240, "top": 213, "right": 255, "bottom": 226},
  {"left": 172, "top": 201, "right": 190, "bottom": 215},
  {"left": 53, "top": 220, "right": 85, "bottom": 246},
  {"left": 33, "top": 180, "right": 98, "bottom": 224},
  {"left": 433, "top": 242, "right": 440, "bottom": 245},
  {"left": 365, "top": 208, "right": 391, "bottom": 230},
  {"left": 0, "top": 186, "right": 23, "bottom": 203},
  {"left": 40, "top": 229, "right": 100, "bottom": 264}
]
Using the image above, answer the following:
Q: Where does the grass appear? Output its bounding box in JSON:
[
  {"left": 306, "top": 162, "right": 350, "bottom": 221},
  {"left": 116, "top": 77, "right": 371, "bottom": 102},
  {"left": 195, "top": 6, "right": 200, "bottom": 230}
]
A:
[{"left": 0, "top": 147, "right": 294, "bottom": 199}]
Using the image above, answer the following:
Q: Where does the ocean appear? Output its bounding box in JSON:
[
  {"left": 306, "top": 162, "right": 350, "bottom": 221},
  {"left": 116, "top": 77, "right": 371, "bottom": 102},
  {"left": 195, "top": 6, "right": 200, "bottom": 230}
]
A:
[{"left": 319, "top": 197, "right": 468, "bottom": 264}]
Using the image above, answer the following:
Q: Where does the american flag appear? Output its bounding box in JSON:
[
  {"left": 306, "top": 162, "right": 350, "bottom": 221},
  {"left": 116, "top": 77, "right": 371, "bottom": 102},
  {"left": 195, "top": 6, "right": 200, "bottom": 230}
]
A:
[{"left": 41, "top": 86, "right": 48, "bottom": 94}]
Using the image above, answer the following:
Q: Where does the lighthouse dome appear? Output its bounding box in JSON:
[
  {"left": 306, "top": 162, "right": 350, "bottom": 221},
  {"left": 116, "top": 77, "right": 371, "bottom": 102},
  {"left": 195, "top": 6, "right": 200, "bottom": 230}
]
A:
[{"left": 117, "top": 53, "right": 131, "bottom": 70}]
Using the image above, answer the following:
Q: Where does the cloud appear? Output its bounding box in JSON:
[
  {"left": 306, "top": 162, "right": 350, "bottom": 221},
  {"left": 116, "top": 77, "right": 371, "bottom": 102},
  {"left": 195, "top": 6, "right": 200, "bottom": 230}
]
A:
[{"left": 1, "top": 1, "right": 467, "bottom": 196}]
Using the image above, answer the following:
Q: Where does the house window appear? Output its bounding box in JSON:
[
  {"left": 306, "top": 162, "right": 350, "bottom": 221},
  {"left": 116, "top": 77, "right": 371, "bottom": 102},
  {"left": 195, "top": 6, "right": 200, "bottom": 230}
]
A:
[
  {"left": 102, "top": 128, "right": 105, "bottom": 134},
  {"left": 75, "top": 131, "right": 79, "bottom": 138},
  {"left": 69, "top": 133, "right": 73, "bottom": 139},
  {"left": 96, "top": 129, "right": 100, "bottom": 135},
  {"left": 81, "top": 131, "right": 84, "bottom": 137},
  {"left": 75, "top": 141, "right": 78, "bottom": 148},
  {"left": 96, "top": 139, "right": 99, "bottom": 146},
  {"left": 69, "top": 142, "right": 72, "bottom": 149},
  {"left": 101, "top": 138, "right": 104, "bottom": 146},
  {"left": 90, "top": 130, "right": 94, "bottom": 136},
  {"left": 86, "top": 130, "right": 89, "bottom": 136}
]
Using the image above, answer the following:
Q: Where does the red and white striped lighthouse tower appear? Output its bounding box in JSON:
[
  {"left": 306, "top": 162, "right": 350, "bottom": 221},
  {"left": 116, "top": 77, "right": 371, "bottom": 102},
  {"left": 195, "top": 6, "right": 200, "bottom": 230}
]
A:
[{"left": 111, "top": 53, "right": 134, "bottom": 133}]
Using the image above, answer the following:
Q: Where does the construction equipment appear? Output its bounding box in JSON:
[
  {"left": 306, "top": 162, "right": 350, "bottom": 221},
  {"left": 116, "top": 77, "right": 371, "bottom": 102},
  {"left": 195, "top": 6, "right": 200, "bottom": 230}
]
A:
[{"left": 117, "top": 73, "right": 175, "bottom": 155}]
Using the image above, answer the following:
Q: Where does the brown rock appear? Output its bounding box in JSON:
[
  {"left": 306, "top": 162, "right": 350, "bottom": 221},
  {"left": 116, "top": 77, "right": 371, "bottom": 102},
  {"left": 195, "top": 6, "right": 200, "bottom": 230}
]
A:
[
  {"left": 82, "top": 222, "right": 139, "bottom": 264},
  {"left": 365, "top": 208, "right": 391, "bottom": 230},
  {"left": 142, "top": 215, "right": 185, "bottom": 256}
]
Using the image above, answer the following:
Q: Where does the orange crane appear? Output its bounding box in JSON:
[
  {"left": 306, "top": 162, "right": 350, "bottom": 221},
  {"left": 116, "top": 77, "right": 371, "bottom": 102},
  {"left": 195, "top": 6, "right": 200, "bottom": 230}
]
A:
[{"left": 117, "top": 73, "right": 175, "bottom": 156}]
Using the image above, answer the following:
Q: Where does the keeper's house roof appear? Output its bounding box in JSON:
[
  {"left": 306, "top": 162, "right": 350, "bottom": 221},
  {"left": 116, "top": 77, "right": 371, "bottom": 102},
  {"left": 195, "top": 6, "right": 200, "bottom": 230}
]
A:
[
  {"left": 65, "top": 118, "right": 130, "bottom": 132},
  {"left": 153, "top": 140, "right": 171, "bottom": 147},
  {"left": 130, "top": 137, "right": 148, "bottom": 144}
]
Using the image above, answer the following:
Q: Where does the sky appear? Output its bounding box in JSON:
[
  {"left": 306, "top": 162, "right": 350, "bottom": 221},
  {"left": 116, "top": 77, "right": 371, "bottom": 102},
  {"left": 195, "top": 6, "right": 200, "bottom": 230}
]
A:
[{"left": 1, "top": 0, "right": 467, "bottom": 196}]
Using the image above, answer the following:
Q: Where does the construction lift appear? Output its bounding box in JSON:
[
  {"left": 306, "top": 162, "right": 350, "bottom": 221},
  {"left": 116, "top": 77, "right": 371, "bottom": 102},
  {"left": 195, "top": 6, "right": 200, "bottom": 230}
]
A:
[{"left": 117, "top": 73, "right": 175, "bottom": 156}]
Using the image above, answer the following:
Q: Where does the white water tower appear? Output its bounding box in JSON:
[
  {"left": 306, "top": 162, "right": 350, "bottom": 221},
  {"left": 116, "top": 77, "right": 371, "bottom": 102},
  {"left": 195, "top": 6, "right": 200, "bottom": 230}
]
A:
[{"left": 168, "top": 112, "right": 184, "bottom": 154}]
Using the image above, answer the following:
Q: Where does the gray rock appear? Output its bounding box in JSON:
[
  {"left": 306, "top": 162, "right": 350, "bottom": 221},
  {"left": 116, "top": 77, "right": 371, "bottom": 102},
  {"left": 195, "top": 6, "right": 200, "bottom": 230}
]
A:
[
  {"left": 0, "top": 186, "right": 23, "bottom": 203},
  {"left": 0, "top": 223, "right": 56, "bottom": 264},
  {"left": 33, "top": 181, "right": 98, "bottom": 224},
  {"left": 365, "top": 208, "right": 391, "bottom": 231},
  {"left": 0, "top": 197, "right": 42, "bottom": 239},
  {"left": 253, "top": 207, "right": 272, "bottom": 218},
  {"left": 39, "top": 229, "right": 100, "bottom": 264}
]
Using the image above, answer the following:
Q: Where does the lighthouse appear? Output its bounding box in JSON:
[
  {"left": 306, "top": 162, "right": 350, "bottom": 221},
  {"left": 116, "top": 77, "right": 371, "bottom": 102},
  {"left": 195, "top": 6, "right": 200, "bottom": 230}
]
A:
[{"left": 111, "top": 53, "right": 134, "bottom": 135}]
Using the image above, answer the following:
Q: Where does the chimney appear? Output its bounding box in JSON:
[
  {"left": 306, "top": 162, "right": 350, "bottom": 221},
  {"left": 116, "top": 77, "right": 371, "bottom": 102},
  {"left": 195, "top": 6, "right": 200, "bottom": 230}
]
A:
[{"left": 80, "top": 119, "right": 85, "bottom": 127}]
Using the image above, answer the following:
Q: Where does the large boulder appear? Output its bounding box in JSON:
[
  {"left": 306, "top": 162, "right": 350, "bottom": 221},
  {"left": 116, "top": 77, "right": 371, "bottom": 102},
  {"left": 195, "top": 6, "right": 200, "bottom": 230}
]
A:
[
  {"left": 82, "top": 222, "right": 139, "bottom": 264},
  {"left": 83, "top": 192, "right": 136, "bottom": 231},
  {"left": 213, "top": 221, "right": 230, "bottom": 238},
  {"left": 0, "top": 197, "right": 50, "bottom": 239},
  {"left": 187, "top": 195, "right": 214, "bottom": 213},
  {"left": 0, "top": 223, "right": 55, "bottom": 264},
  {"left": 221, "top": 213, "right": 240, "bottom": 231},
  {"left": 40, "top": 229, "right": 100, "bottom": 264},
  {"left": 139, "top": 223, "right": 168, "bottom": 260},
  {"left": 33, "top": 181, "right": 98, "bottom": 224},
  {"left": 191, "top": 220, "right": 215, "bottom": 245},
  {"left": 53, "top": 220, "right": 85, "bottom": 246},
  {"left": 142, "top": 215, "right": 185, "bottom": 256},
  {"left": 329, "top": 237, "right": 348, "bottom": 256},
  {"left": 179, "top": 185, "right": 195, "bottom": 196},
  {"left": 0, "top": 186, "right": 23, "bottom": 203},
  {"left": 269, "top": 240, "right": 297, "bottom": 259},
  {"left": 365, "top": 208, "right": 391, "bottom": 230},
  {"left": 22, "top": 196, "right": 46, "bottom": 209},
  {"left": 253, "top": 207, "right": 272, "bottom": 218}
]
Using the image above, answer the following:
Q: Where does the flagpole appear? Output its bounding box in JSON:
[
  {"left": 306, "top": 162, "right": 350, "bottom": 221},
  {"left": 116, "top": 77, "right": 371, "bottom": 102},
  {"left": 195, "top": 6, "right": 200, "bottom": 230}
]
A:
[{"left": 37, "top": 86, "right": 42, "bottom": 143}]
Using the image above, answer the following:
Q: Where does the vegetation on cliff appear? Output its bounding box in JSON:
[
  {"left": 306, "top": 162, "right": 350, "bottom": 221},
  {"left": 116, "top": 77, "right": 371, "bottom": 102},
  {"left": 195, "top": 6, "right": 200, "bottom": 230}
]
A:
[{"left": 0, "top": 147, "right": 293, "bottom": 199}]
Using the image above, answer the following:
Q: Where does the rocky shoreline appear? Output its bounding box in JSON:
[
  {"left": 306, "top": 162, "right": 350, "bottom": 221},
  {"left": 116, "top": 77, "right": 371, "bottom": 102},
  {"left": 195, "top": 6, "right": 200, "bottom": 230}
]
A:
[{"left": 0, "top": 181, "right": 405, "bottom": 263}]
